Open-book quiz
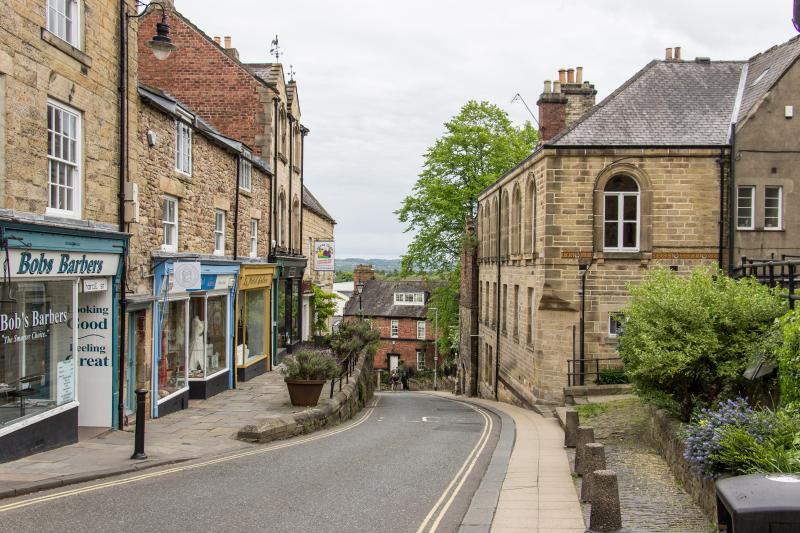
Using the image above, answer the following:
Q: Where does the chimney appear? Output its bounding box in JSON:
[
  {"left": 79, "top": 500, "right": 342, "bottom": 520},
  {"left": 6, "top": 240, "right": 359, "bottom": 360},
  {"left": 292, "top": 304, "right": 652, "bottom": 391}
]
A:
[
  {"left": 576, "top": 66, "right": 583, "bottom": 84},
  {"left": 674, "top": 46, "right": 681, "bottom": 60},
  {"left": 222, "top": 36, "right": 240, "bottom": 60},
  {"left": 567, "top": 68, "right": 575, "bottom": 84},
  {"left": 543, "top": 80, "right": 552, "bottom": 94},
  {"left": 539, "top": 66, "right": 597, "bottom": 142},
  {"left": 224, "top": 36, "right": 232, "bottom": 48},
  {"left": 353, "top": 264, "right": 375, "bottom": 294},
  {"left": 558, "top": 69, "right": 567, "bottom": 84},
  {"left": 665, "top": 47, "right": 673, "bottom": 61},
  {"left": 213, "top": 36, "right": 221, "bottom": 45}
]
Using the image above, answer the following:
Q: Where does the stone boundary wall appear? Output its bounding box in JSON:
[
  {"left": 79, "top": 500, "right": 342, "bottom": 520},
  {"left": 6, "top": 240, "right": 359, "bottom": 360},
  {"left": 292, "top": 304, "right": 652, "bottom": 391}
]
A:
[
  {"left": 645, "top": 406, "right": 717, "bottom": 521},
  {"left": 237, "top": 350, "right": 375, "bottom": 443}
]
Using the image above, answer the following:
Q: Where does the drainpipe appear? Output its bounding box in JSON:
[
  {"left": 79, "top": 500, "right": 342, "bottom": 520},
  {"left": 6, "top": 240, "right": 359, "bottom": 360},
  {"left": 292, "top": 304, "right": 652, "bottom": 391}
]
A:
[
  {"left": 233, "top": 155, "right": 240, "bottom": 260},
  {"left": 728, "top": 124, "right": 737, "bottom": 275},
  {"left": 718, "top": 149, "right": 725, "bottom": 267},
  {"left": 494, "top": 192, "right": 501, "bottom": 400},
  {"left": 117, "top": 0, "right": 129, "bottom": 430},
  {"left": 300, "top": 128, "right": 306, "bottom": 257},
  {"left": 271, "top": 97, "right": 279, "bottom": 259},
  {"left": 288, "top": 116, "right": 294, "bottom": 254}
]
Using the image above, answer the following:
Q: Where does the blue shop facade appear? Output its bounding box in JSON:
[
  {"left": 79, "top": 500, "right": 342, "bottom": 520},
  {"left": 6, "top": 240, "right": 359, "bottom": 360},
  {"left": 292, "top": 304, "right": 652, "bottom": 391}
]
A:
[{"left": 0, "top": 218, "right": 127, "bottom": 462}]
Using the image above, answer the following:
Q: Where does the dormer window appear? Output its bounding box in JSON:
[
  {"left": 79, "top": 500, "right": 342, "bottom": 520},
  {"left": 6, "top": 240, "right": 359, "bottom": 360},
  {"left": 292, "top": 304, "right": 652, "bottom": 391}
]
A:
[{"left": 393, "top": 292, "right": 425, "bottom": 305}]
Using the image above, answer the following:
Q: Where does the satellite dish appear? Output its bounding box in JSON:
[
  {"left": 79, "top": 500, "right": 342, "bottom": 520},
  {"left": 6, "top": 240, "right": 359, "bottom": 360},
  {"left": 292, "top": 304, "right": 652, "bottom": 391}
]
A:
[{"left": 174, "top": 262, "right": 202, "bottom": 291}]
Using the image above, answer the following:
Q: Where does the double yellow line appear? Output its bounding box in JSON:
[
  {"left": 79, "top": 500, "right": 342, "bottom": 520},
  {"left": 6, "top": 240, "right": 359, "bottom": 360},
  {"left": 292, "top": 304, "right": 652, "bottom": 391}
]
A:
[
  {"left": 0, "top": 397, "right": 380, "bottom": 514},
  {"left": 416, "top": 397, "right": 493, "bottom": 533}
]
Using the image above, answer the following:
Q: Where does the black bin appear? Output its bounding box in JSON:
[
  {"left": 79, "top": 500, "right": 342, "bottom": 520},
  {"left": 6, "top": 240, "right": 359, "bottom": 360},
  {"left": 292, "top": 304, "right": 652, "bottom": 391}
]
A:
[{"left": 716, "top": 474, "right": 800, "bottom": 532}]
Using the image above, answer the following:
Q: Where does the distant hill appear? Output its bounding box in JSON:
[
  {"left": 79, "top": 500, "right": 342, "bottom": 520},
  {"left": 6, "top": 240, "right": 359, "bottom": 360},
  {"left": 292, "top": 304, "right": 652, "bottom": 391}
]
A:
[{"left": 336, "top": 258, "right": 402, "bottom": 273}]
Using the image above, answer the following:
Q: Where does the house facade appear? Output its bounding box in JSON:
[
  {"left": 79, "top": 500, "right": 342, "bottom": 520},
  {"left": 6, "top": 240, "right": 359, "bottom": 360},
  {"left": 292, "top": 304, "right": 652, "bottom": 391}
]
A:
[
  {"left": 463, "top": 38, "right": 800, "bottom": 406},
  {"left": 301, "top": 185, "right": 336, "bottom": 338},
  {"left": 0, "top": 0, "right": 137, "bottom": 460}
]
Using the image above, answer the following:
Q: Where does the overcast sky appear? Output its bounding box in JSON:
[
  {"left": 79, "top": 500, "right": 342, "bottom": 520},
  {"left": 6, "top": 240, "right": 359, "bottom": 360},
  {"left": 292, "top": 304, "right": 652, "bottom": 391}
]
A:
[{"left": 174, "top": 0, "right": 796, "bottom": 259}]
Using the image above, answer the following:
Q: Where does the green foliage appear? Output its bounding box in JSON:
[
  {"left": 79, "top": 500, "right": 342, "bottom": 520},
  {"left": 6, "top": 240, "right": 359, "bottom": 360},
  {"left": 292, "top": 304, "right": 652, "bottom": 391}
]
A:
[
  {"left": 396, "top": 100, "right": 538, "bottom": 273},
  {"left": 778, "top": 309, "right": 800, "bottom": 406},
  {"left": 281, "top": 349, "right": 339, "bottom": 381},
  {"left": 311, "top": 284, "right": 338, "bottom": 336},
  {"left": 427, "top": 266, "right": 461, "bottom": 362},
  {"left": 334, "top": 270, "right": 354, "bottom": 282},
  {"left": 596, "top": 370, "right": 628, "bottom": 385},
  {"left": 330, "top": 319, "right": 380, "bottom": 360},
  {"left": 619, "top": 266, "right": 786, "bottom": 421},
  {"left": 576, "top": 403, "right": 609, "bottom": 419}
]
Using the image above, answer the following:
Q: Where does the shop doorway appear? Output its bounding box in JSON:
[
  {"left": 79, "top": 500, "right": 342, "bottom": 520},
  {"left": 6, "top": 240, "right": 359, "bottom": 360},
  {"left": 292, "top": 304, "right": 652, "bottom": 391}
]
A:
[{"left": 301, "top": 296, "right": 310, "bottom": 341}]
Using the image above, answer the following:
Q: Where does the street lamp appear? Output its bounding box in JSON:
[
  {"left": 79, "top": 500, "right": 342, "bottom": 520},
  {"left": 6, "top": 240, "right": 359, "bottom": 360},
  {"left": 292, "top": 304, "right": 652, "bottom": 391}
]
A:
[
  {"left": 131, "top": 1, "right": 177, "bottom": 61},
  {"left": 429, "top": 306, "right": 439, "bottom": 391}
]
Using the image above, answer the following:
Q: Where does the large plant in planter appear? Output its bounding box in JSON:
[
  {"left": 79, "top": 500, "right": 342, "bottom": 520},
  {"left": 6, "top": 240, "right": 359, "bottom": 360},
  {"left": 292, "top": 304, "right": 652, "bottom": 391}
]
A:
[{"left": 282, "top": 349, "right": 339, "bottom": 407}]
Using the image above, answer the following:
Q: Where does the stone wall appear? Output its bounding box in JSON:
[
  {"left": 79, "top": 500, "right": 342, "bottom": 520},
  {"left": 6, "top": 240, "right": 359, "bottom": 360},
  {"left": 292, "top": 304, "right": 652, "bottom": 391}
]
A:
[{"left": 301, "top": 207, "right": 334, "bottom": 292}]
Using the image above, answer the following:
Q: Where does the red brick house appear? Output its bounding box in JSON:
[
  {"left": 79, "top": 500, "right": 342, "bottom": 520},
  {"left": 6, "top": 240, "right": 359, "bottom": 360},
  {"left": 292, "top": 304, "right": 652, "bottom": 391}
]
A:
[{"left": 343, "top": 275, "right": 442, "bottom": 372}]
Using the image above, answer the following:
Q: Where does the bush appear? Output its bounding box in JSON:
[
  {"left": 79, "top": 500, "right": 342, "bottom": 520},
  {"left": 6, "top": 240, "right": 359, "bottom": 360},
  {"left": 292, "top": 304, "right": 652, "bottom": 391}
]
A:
[
  {"left": 330, "top": 319, "right": 380, "bottom": 360},
  {"left": 778, "top": 309, "right": 800, "bottom": 406},
  {"left": 596, "top": 370, "right": 628, "bottom": 385},
  {"left": 281, "top": 349, "right": 339, "bottom": 381},
  {"left": 619, "top": 267, "right": 785, "bottom": 421}
]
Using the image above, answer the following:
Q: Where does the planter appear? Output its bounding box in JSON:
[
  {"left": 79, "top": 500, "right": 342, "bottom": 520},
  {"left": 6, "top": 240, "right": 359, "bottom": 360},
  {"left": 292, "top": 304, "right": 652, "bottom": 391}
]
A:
[{"left": 285, "top": 379, "right": 327, "bottom": 407}]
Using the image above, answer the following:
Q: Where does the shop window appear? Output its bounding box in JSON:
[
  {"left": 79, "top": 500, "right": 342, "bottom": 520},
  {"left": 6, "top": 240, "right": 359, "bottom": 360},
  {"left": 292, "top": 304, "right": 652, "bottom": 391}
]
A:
[
  {"left": 277, "top": 282, "right": 287, "bottom": 350},
  {"left": 416, "top": 320, "right": 426, "bottom": 340},
  {"left": 47, "top": 0, "right": 80, "bottom": 48},
  {"left": 390, "top": 319, "right": 399, "bottom": 338},
  {"left": 214, "top": 210, "right": 225, "bottom": 255},
  {"left": 238, "top": 289, "right": 267, "bottom": 364},
  {"left": 765, "top": 186, "right": 782, "bottom": 230},
  {"left": 158, "top": 299, "right": 187, "bottom": 401},
  {"left": 250, "top": 219, "right": 258, "bottom": 258},
  {"left": 737, "top": 186, "right": 755, "bottom": 230},
  {"left": 47, "top": 100, "right": 81, "bottom": 218},
  {"left": 416, "top": 349, "right": 425, "bottom": 370},
  {"left": 162, "top": 196, "right": 178, "bottom": 252},
  {"left": 0, "top": 281, "right": 75, "bottom": 427},
  {"left": 188, "top": 295, "right": 228, "bottom": 380},
  {"left": 603, "top": 175, "right": 639, "bottom": 251},
  {"left": 175, "top": 121, "right": 192, "bottom": 175},
  {"left": 291, "top": 279, "right": 300, "bottom": 343},
  {"left": 239, "top": 150, "right": 252, "bottom": 191}
]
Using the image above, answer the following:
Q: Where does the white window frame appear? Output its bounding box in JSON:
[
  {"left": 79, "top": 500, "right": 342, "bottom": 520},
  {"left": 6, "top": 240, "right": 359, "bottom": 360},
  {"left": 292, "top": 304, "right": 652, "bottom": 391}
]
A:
[
  {"left": 764, "top": 186, "right": 782, "bottom": 231},
  {"left": 603, "top": 186, "right": 640, "bottom": 252},
  {"left": 239, "top": 150, "right": 252, "bottom": 191},
  {"left": 393, "top": 292, "right": 425, "bottom": 306},
  {"left": 47, "top": 0, "right": 80, "bottom": 48},
  {"left": 46, "top": 100, "right": 81, "bottom": 219},
  {"left": 737, "top": 186, "right": 755, "bottom": 230},
  {"left": 162, "top": 195, "right": 178, "bottom": 252},
  {"left": 214, "top": 210, "right": 225, "bottom": 255},
  {"left": 416, "top": 349, "right": 425, "bottom": 370},
  {"left": 175, "top": 121, "right": 192, "bottom": 175},
  {"left": 416, "top": 320, "right": 426, "bottom": 340},
  {"left": 390, "top": 319, "right": 399, "bottom": 338},
  {"left": 249, "top": 219, "right": 258, "bottom": 258}
]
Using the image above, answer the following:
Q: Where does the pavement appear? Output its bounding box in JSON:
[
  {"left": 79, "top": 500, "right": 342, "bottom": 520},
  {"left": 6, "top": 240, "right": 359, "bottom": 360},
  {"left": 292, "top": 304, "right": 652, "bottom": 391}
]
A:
[{"left": 0, "top": 368, "right": 338, "bottom": 500}]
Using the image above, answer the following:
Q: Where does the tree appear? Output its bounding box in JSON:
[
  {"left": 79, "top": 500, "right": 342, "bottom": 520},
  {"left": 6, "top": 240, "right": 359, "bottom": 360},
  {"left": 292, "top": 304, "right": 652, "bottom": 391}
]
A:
[
  {"left": 396, "top": 100, "right": 537, "bottom": 273},
  {"left": 311, "top": 284, "right": 338, "bottom": 336}
]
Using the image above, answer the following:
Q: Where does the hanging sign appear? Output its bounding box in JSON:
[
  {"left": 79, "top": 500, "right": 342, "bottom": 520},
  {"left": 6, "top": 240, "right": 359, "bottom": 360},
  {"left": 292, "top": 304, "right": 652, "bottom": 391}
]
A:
[
  {"left": 314, "top": 241, "right": 335, "bottom": 271},
  {"left": 173, "top": 262, "right": 202, "bottom": 290}
]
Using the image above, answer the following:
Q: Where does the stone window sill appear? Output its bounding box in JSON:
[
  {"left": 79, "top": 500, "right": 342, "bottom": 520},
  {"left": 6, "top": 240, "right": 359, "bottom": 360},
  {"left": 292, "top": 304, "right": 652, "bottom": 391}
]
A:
[
  {"left": 597, "top": 251, "right": 650, "bottom": 261},
  {"left": 238, "top": 187, "right": 252, "bottom": 198},
  {"left": 41, "top": 28, "right": 92, "bottom": 68}
]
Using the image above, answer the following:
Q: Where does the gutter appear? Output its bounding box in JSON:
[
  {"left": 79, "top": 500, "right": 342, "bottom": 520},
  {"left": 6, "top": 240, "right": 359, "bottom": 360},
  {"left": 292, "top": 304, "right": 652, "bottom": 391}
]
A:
[
  {"left": 718, "top": 149, "right": 725, "bottom": 267},
  {"left": 300, "top": 128, "right": 306, "bottom": 258},
  {"left": 288, "top": 116, "right": 294, "bottom": 253},
  {"left": 271, "top": 97, "right": 278, "bottom": 258},
  {"left": 116, "top": 0, "right": 129, "bottom": 430},
  {"left": 728, "top": 124, "right": 737, "bottom": 274},
  {"left": 233, "top": 156, "right": 240, "bottom": 260}
]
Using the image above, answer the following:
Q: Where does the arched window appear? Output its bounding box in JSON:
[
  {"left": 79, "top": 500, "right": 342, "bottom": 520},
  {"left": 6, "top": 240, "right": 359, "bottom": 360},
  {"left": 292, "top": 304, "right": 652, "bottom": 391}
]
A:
[
  {"left": 500, "top": 191, "right": 509, "bottom": 258},
  {"left": 280, "top": 109, "right": 287, "bottom": 155},
  {"left": 603, "top": 175, "right": 639, "bottom": 251},
  {"left": 524, "top": 179, "right": 535, "bottom": 254},
  {"left": 292, "top": 196, "right": 300, "bottom": 250},
  {"left": 491, "top": 198, "right": 498, "bottom": 259},
  {"left": 278, "top": 191, "right": 286, "bottom": 247},
  {"left": 511, "top": 185, "right": 521, "bottom": 255}
]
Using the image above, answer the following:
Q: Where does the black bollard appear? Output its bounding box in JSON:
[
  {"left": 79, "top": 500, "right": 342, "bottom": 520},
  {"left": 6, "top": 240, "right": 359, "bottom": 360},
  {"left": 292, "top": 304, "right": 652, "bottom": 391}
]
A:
[{"left": 131, "top": 388, "right": 148, "bottom": 460}]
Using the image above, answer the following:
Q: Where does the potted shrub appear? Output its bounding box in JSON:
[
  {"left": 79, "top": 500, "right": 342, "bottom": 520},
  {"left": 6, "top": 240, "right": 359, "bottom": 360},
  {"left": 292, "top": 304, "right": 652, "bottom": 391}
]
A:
[{"left": 281, "top": 349, "right": 340, "bottom": 407}]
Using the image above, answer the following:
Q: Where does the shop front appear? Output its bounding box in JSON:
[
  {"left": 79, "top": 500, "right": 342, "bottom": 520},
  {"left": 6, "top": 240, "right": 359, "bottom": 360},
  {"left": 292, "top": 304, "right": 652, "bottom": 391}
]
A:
[
  {"left": 0, "top": 220, "right": 125, "bottom": 462},
  {"left": 235, "top": 264, "right": 276, "bottom": 382},
  {"left": 151, "top": 260, "right": 237, "bottom": 417},
  {"left": 272, "top": 257, "right": 306, "bottom": 366}
]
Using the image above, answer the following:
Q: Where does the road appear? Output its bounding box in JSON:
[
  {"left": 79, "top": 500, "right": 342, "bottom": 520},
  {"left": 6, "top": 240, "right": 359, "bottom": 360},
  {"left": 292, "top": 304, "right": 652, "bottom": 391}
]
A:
[{"left": 0, "top": 392, "right": 501, "bottom": 533}]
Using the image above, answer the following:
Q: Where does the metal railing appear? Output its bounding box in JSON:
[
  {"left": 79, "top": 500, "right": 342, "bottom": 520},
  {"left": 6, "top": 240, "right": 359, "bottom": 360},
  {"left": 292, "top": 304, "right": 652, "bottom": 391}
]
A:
[
  {"left": 566, "top": 357, "right": 624, "bottom": 387},
  {"left": 329, "top": 351, "right": 359, "bottom": 398},
  {"left": 732, "top": 256, "right": 800, "bottom": 309}
]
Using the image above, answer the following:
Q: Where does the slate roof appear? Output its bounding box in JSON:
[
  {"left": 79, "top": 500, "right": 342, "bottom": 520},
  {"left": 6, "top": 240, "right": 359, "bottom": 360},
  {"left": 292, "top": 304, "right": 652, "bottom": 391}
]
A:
[
  {"left": 303, "top": 186, "right": 336, "bottom": 224},
  {"left": 548, "top": 60, "right": 745, "bottom": 147},
  {"left": 738, "top": 35, "right": 800, "bottom": 123},
  {"left": 343, "top": 280, "right": 444, "bottom": 318},
  {"left": 246, "top": 63, "right": 282, "bottom": 86}
]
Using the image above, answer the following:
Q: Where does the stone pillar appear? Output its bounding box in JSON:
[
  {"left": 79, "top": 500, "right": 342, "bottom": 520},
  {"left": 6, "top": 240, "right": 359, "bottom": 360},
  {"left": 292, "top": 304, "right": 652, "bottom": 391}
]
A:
[
  {"left": 574, "top": 426, "right": 595, "bottom": 475},
  {"left": 458, "top": 217, "right": 479, "bottom": 396},
  {"left": 564, "top": 410, "right": 579, "bottom": 447},
  {"left": 580, "top": 442, "right": 606, "bottom": 502},
  {"left": 589, "top": 470, "right": 623, "bottom": 532}
]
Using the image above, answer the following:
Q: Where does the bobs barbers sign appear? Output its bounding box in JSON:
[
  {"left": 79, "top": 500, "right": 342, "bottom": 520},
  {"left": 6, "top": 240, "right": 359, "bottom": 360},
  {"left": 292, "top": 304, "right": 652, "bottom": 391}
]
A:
[{"left": 10, "top": 250, "right": 119, "bottom": 278}]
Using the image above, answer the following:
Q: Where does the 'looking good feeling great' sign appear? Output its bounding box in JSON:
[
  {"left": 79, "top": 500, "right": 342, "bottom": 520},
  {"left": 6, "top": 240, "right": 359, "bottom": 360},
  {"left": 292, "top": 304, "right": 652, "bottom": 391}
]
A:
[{"left": 10, "top": 250, "right": 119, "bottom": 278}]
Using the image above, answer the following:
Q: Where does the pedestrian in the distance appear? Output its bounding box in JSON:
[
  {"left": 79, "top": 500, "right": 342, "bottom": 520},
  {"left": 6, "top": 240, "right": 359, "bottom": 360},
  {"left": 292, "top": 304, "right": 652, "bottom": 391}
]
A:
[{"left": 399, "top": 361, "right": 409, "bottom": 391}]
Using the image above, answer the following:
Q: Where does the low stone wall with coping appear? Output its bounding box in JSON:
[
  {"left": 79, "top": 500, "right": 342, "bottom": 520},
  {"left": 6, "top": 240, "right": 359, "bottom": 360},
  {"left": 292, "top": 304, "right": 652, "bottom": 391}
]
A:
[{"left": 237, "top": 349, "right": 375, "bottom": 443}]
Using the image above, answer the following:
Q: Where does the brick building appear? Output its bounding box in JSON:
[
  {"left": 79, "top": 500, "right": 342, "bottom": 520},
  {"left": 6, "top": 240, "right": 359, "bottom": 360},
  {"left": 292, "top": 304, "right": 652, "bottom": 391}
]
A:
[
  {"left": 137, "top": 2, "right": 309, "bottom": 362},
  {"left": 125, "top": 84, "right": 274, "bottom": 418},
  {"left": 343, "top": 271, "right": 442, "bottom": 372},
  {"left": 301, "top": 185, "right": 336, "bottom": 338},
  {"left": 463, "top": 38, "right": 800, "bottom": 405},
  {"left": 0, "top": 0, "right": 138, "bottom": 460}
]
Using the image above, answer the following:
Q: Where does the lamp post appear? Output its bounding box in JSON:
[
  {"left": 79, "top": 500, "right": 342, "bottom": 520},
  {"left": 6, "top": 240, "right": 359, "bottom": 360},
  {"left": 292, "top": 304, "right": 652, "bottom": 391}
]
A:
[{"left": 429, "top": 307, "right": 439, "bottom": 391}]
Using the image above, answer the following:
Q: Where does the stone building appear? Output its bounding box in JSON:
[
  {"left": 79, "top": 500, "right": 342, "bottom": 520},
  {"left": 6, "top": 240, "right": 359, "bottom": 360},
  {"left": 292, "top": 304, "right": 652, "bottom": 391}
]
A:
[
  {"left": 125, "top": 84, "right": 273, "bottom": 418},
  {"left": 301, "top": 185, "right": 336, "bottom": 338},
  {"left": 137, "top": 2, "right": 309, "bottom": 362},
  {"left": 343, "top": 270, "right": 441, "bottom": 372},
  {"left": 464, "top": 38, "right": 800, "bottom": 406},
  {"left": 0, "top": 0, "right": 139, "bottom": 460}
]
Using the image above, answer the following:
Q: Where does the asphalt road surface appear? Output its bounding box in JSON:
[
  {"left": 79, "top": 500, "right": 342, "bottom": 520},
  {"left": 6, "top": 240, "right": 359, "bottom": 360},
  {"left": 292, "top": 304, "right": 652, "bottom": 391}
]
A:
[{"left": 0, "top": 392, "right": 501, "bottom": 533}]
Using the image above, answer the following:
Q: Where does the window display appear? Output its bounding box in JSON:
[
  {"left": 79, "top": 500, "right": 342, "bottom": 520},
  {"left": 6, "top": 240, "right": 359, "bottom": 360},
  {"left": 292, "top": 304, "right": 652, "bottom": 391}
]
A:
[
  {"left": 291, "top": 279, "right": 300, "bottom": 343},
  {"left": 244, "top": 289, "right": 266, "bottom": 361},
  {"left": 188, "top": 295, "right": 227, "bottom": 379},
  {"left": 277, "top": 282, "right": 287, "bottom": 349},
  {"left": 0, "top": 281, "right": 75, "bottom": 427},
  {"left": 158, "top": 299, "right": 187, "bottom": 400}
]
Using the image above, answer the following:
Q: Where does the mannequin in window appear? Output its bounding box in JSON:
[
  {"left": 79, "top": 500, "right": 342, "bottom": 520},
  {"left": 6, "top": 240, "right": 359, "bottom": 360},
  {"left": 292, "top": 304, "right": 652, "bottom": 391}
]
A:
[{"left": 188, "top": 315, "right": 204, "bottom": 372}]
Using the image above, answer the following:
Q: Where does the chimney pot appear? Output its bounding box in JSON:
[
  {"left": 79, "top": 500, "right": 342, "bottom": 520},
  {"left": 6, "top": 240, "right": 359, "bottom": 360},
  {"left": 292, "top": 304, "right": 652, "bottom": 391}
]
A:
[
  {"left": 224, "top": 36, "right": 232, "bottom": 48},
  {"left": 567, "top": 68, "right": 575, "bottom": 84},
  {"left": 544, "top": 80, "right": 552, "bottom": 94},
  {"left": 213, "top": 36, "right": 221, "bottom": 45},
  {"left": 576, "top": 66, "right": 583, "bottom": 84},
  {"left": 674, "top": 46, "right": 681, "bottom": 60},
  {"left": 553, "top": 80, "right": 561, "bottom": 93},
  {"left": 665, "top": 47, "right": 673, "bottom": 61},
  {"left": 558, "top": 69, "right": 567, "bottom": 83}
]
